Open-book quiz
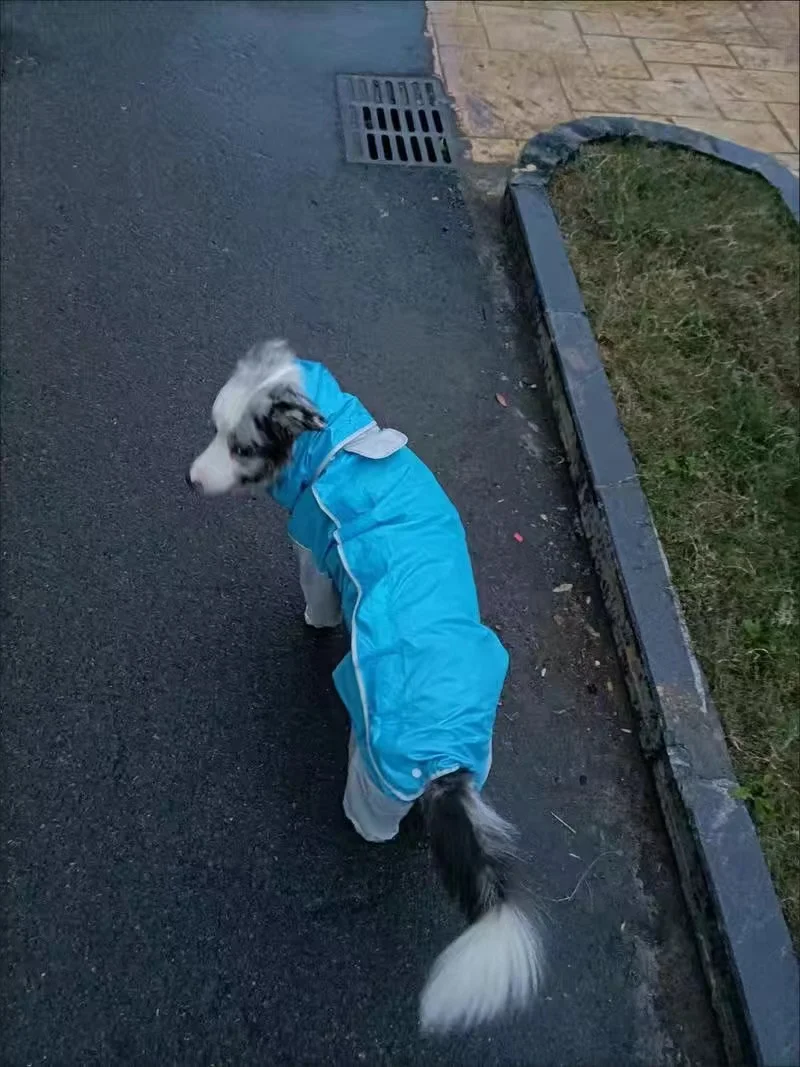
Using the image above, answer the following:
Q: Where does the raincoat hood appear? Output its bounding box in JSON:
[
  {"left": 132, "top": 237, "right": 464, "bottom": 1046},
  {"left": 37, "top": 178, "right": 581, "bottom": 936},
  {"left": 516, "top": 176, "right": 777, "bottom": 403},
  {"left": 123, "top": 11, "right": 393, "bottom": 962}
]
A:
[{"left": 268, "top": 361, "right": 376, "bottom": 513}]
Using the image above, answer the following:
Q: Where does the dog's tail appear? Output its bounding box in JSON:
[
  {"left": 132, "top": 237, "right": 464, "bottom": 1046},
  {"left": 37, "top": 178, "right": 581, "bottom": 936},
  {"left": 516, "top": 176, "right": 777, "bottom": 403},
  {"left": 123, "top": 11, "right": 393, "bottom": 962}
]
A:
[{"left": 419, "top": 770, "right": 543, "bottom": 1034}]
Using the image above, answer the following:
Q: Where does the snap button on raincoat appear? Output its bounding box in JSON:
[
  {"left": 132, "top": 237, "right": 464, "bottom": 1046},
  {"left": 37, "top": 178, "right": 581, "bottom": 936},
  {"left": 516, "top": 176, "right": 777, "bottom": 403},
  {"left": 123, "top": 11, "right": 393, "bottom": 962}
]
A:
[{"left": 270, "top": 361, "right": 509, "bottom": 802}]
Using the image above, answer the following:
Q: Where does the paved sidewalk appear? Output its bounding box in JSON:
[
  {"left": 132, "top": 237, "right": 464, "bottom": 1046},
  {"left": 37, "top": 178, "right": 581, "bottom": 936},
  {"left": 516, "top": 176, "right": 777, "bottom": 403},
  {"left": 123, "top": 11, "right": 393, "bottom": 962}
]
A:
[{"left": 427, "top": 0, "right": 799, "bottom": 171}]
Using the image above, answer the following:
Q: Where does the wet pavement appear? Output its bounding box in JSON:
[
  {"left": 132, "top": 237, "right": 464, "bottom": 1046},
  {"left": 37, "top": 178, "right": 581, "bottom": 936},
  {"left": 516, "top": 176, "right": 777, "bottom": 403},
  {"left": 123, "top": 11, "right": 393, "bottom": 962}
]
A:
[{"left": 1, "top": 3, "right": 722, "bottom": 1064}]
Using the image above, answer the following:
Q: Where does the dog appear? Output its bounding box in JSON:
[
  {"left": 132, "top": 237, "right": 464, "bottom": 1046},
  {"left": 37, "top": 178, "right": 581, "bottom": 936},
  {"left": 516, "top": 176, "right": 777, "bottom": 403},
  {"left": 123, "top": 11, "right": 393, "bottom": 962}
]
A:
[{"left": 187, "top": 340, "right": 544, "bottom": 1033}]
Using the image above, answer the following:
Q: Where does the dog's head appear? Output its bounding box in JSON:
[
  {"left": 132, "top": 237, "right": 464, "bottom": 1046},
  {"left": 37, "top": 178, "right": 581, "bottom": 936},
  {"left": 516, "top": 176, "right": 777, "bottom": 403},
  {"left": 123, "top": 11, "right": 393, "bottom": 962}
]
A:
[{"left": 187, "top": 340, "right": 325, "bottom": 496}]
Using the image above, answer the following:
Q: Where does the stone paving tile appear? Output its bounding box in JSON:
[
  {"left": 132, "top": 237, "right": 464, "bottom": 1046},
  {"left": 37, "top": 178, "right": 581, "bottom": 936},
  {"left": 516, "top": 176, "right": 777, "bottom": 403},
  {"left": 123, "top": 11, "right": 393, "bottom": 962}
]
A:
[
  {"left": 469, "top": 137, "right": 529, "bottom": 163},
  {"left": 740, "top": 0, "right": 800, "bottom": 45},
  {"left": 521, "top": 1, "right": 615, "bottom": 9},
  {"left": 613, "top": 3, "right": 762, "bottom": 45},
  {"left": 700, "top": 65, "right": 800, "bottom": 104},
  {"left": 436, "top": 46, "right": 573, "bottom": 139},
  {"left": 775, "top": 152, "right": 800, "bottom": 173},
  {"left": 585, "top": 34, "right": 649, "bottom": 78},
  {"left": 479, "top": 6, "right": 588, "bottom": 53},
  {"left": 427, "top": 0, "right": 800, "bottom": 166},
  {"left": 645, "top": 62, "right": 704, "bottom": 84},
  {"left": 718, "top": 98, "right": 775, "bottom": 120},
  {"left": 574, "top": 9, "right": 623, "bottom": 35},
  {"left": 634, "top": 38, "right": 736, "bottom": 67},
  {"left": 433, "top": 19, "right": 489, "bottom": 48},
  {"left": 561, "top": 71, "right": 720, "bottom": 116},
  {"left": 768, "top": 102, "right": 800, "bottom": 147},
  {"left": 533, "top": 1, "right": 622, "bottom": 8},
  {"left": 671, "top": 113, "right": 795, "bottom": 152},
  {"left": 428, "top": 0, "right": 479, "bottom": 23},
  {"left": 728, "top": 43, "right": 800, "bottom": 71}
]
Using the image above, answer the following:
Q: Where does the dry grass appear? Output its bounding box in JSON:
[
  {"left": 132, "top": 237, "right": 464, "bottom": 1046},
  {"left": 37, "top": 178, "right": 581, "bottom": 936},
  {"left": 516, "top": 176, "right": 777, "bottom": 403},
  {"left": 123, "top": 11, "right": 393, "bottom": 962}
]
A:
[{"left": 550, "top": 141, "right": 799, "bottom": 941}]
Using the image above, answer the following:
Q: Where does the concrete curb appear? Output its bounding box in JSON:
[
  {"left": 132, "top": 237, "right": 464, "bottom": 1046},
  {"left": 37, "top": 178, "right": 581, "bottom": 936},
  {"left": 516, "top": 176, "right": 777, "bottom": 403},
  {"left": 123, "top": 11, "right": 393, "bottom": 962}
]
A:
[{"left": 504, "top": 117, "right": 799, "bottom": 1067}]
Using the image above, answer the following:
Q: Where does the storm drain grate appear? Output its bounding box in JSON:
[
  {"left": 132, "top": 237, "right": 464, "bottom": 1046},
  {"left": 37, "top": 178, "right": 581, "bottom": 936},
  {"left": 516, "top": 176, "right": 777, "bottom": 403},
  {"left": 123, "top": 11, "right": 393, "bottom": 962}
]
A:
[{"left": 336, "top": 74, "right": 456, "bottom": 167}]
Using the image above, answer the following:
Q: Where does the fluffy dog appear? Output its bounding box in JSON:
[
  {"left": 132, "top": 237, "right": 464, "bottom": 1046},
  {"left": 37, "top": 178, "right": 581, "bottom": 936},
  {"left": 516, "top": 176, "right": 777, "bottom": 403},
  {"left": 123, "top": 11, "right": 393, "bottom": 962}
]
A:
[{"left": 188, "top": 340, "right": 543, "bottom": 1033}]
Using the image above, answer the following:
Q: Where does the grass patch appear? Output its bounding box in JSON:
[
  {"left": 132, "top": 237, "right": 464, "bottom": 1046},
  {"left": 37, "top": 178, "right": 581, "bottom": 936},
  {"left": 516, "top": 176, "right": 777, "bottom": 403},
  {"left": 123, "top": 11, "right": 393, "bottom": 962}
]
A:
[{"left": 549, "top": 142, "right": 799, "bottom": 941}]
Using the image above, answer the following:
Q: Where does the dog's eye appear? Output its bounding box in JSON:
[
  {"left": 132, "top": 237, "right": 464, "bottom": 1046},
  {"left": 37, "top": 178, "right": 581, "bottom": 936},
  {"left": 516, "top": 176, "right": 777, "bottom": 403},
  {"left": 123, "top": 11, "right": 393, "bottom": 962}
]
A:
[{"left": 231, "top": 442, "right": 256, "bottom": 459}]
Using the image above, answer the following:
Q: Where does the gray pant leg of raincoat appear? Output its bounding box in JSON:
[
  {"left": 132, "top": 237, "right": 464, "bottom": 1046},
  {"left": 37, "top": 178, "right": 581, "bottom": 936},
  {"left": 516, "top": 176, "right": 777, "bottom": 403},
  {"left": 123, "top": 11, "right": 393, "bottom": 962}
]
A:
[
  {"left": 293, "top": 543, "right": 411, "bottom": 841},
  {"left": 343, "top": 732, "right": 413, "bottom": 842},
  {"left": 293, "top": 542, "right": 342, "bottom": 628}
]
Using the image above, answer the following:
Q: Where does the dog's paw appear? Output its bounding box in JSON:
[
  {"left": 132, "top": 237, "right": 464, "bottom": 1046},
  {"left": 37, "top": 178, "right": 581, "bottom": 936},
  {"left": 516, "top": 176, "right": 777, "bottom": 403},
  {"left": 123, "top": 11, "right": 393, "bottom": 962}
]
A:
[{"left": 304, "top": 606, "right": 342, "bottom": 629}]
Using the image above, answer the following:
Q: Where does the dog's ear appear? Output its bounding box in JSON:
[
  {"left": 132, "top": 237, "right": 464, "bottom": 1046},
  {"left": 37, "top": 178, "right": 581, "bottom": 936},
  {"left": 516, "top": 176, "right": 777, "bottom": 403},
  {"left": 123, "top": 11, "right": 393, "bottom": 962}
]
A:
[{"left": 258, "top": 386, "right": 326, "bottom": 439}]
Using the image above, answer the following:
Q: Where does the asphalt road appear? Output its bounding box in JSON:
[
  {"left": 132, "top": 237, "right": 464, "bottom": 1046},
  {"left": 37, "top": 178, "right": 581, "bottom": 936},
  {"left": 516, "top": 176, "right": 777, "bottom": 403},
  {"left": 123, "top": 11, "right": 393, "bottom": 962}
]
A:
[{"left": 1, "top": 3, "right": 723, "bottom": 1064}]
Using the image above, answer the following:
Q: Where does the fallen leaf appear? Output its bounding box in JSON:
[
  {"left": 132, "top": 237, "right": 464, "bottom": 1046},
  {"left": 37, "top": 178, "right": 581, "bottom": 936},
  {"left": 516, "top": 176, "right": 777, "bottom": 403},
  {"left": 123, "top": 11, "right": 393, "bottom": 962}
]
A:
[
  {"left": 553, "top": 583, "right": 573, "bottom": 594},
  {"left": 495, "top": 392, "right": 508, "bottom": 408}
]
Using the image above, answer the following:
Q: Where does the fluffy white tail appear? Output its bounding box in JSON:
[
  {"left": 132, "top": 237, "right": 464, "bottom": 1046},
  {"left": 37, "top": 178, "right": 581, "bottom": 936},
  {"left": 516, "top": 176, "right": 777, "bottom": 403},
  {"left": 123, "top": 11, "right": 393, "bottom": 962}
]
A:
[
  {"left": 420, "top": 900, "right": 543, "bottom": 1033},
  {"left": 420, "top": 772, "right": 544, "bottom": 1033}
]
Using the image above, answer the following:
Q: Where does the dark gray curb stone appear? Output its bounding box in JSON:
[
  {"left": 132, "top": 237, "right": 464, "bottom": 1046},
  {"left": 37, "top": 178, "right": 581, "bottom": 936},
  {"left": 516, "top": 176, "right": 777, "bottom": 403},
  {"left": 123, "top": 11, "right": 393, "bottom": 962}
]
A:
[{"left": 504, "top": 117, "right": 800, "bottom": 1067}]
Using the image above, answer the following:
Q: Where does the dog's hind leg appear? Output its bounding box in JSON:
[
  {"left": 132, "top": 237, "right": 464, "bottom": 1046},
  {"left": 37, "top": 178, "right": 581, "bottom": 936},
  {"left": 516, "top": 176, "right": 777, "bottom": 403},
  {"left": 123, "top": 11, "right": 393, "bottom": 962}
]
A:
[
  {"left": 293, "top": 542, "right": 342, "bottom": 628},
  {"left": 342, "top": 732, "right": 413, "bottom": 842}
]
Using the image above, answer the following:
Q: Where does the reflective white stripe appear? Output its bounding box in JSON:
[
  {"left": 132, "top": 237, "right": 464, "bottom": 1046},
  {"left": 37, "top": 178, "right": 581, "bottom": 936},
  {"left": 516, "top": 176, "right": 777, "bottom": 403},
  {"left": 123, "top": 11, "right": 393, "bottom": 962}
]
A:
[{"left": 311, "top": 485, "right": 418, "bottom": 803}]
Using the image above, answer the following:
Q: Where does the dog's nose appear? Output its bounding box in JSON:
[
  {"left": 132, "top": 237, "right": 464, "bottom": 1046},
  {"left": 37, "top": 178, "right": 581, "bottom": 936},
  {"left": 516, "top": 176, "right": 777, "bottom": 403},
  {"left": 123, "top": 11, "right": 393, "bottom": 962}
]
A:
[{"left": 185, "top": 470, "right": 197, "bottom": 491}]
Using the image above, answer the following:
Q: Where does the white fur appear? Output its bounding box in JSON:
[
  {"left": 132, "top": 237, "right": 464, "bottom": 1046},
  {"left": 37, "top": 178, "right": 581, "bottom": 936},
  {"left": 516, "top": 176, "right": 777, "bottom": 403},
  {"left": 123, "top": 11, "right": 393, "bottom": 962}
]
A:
[
  {"left": 211, "top": 343, "right": 300, "bottom": 433},
  {"left": 189, "top": 340, "right": 299, "bottom": 495},
  {"left": 464, "top": 786, "right": 517, "bottom": 853},
  {"left": 419, "top": 901, "right": 544, "bottom": 1034},
  {"left": 189, "top": 433, "right": 240, "bottom": 496}
]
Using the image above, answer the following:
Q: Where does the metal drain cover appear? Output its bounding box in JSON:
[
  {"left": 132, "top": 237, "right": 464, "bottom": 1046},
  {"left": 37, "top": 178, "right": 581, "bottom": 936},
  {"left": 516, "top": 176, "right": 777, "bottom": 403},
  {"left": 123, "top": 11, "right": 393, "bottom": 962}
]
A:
[{"left": 336, "top": 74, "right": 456, "bottom": 167}]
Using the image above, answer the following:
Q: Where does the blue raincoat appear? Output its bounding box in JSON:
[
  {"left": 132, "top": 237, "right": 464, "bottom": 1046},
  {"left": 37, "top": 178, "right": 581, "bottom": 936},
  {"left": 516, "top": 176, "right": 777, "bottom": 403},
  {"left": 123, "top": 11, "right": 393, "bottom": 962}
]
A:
[{"left": 270, "top": 361, "right": 509, "bottom": 802}]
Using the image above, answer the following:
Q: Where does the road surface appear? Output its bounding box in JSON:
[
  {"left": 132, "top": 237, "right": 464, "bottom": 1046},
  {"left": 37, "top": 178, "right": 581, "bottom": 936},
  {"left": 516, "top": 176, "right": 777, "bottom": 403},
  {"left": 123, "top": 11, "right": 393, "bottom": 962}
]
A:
[{"left": 1, "top": 3, "right": 722, "bottom": 1064}]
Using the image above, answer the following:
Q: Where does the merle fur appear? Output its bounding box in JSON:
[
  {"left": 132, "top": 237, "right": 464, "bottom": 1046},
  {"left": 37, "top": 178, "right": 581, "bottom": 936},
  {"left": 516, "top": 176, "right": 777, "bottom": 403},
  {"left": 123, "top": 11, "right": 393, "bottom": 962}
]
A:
[
  {"left": 424, "top": 771, "right": 514, "bottom": 924},
  {"left": 235, "top": 390, "right": 325, "bottom": 487}
]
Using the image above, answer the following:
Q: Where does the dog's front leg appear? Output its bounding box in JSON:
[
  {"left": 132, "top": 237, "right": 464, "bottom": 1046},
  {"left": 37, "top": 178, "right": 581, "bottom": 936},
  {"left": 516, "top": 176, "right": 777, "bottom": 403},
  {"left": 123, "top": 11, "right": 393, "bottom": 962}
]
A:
[{"left": 293, "top": 542, "right": 342, "bottom": 628}]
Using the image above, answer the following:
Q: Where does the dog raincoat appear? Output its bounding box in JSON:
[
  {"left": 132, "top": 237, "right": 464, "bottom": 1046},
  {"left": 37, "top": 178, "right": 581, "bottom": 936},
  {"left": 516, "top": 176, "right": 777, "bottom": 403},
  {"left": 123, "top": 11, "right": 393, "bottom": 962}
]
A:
[{"left": 269, "top": 361, "right": 509, "bottom": 802}]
